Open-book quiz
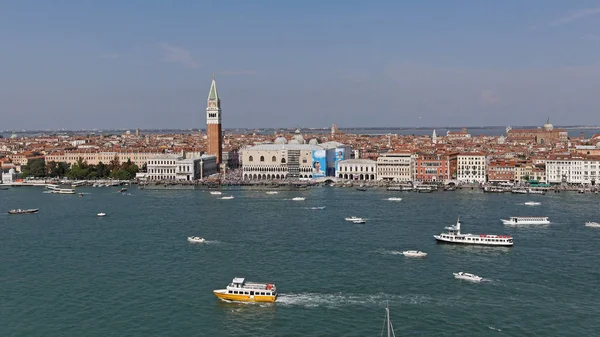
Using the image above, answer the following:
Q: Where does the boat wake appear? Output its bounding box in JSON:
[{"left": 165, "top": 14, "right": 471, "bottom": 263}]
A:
[
  {"left": 376, "top": 249, "right": 404, "bottom": 255},
  {"left": 522, "top": 201, "right": 541, "bottom": 206},
  {"left": 277, "top": 292, "right": 451, "bottom": 308},
  {"left": 488, "top": 326, "right": 502, "bottom": 332},
  {"left": 204, "top": 240, "right": 221, "bottom": 245},
  {"left": 386, "top": 198, "right": 403, "bottom": 201},
  {"left": 304, "top": 206, "right": 326, "bottom": 210}
]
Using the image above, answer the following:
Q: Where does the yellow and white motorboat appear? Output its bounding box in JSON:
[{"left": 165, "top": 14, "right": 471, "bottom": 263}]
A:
[{"left": 213, "top": 277, "right": 277, "bottom": 303}]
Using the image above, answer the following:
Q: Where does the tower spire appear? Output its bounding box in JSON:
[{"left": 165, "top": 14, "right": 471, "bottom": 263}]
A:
[{"left": 208, "top": 75, "right": 219, "bottom": 101}]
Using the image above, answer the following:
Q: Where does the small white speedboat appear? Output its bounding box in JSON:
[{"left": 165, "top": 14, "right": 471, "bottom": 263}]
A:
[
  {"left": 187, "top": 236, "right": 206, "bottom": 243},
  {"left": 585, "top": 222, "right": 600, "bottom": 228},
  {"left": 210, "top": 191, "right": 222, "bottom": 195},
  {"left": 402, "top": 250, "right": 427, "bottom": 257},
  {"left": 524, "top": 201, "right": 541, "bottom": 206},
  {"left": 292, "top": 197, "right": 305, "bottom": 201},
  {"left": 221, "top": 196, "right": 234, "bottom": 200},
  {"left": 265, "top": 191, "right": 279, "bottom": 195},
  {"left": 387, "top": 197, "right": 403, "bottom": 201},
  {"left": 97, "top": 213, "right": 106, "bottom": 217},
  {"left": 345, "top": 216, "right": 363, "bottom": 221},
  {"left": 453, "top": 272, "right": 482, "bottom": 282}
]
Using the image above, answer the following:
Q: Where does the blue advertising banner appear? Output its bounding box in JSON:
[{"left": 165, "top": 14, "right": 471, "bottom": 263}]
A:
[
  {"left": 334, "top": 147, "right": 345, "bottom": 171},
  {"left": 312, "top": 150, "right": 326, "bottom": 178}
]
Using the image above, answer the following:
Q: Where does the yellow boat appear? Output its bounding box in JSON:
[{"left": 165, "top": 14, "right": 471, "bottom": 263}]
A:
[{"left": 213, "top": 277, "right": 277, "bottom": 303}]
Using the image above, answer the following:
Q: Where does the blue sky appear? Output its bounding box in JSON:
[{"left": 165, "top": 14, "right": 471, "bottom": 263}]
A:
[{"left": 1, "top": 1, "right": 600, "bottom": 130}]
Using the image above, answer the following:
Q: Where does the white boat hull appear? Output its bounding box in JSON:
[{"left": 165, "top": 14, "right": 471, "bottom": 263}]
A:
[
  {"left": 501, "top": 219, "right": 550, "bottom": 225},
  {"left": 402, "top": 251, "right": 427, "bottom": 257},
  {"left": 585, "top": 222, "right": 600, "bottom": 228},
  {"left": 187, "top": 237, "right": 205, "bottom": 243},
  {"left": 453, "top": 273, "right": 482, "bottom": 282},
  {"left": 434, "top": 235, "right": 513, "bottom": 246}
]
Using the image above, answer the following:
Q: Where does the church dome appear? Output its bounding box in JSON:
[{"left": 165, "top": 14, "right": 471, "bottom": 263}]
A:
[
  {"left": 543, "top": 118, "right": 553, "bottom": 131},
  {"left": 274, "top": 136, "right": 287, "bottom": 145},
  {"left": 308, "top": 138, "right": 318, "bottom": 145},
  {"left": 596, "top": 141, "right": 600, "bottom": 149},
  {"left": 291, "top": 133, "right": 305, "bottom": 144},
  {"left": 10, "top": 132, "right": 17, "bottom": 139}
]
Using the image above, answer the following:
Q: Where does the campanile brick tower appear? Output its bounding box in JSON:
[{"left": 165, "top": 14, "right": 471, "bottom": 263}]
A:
[{"left": 206, "top": 74, "right": 222, "bottom": 166}]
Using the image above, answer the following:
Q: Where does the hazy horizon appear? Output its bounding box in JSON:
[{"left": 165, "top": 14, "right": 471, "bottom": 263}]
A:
[{"left": 2, "top": 1, "right": 600, "bottom": 129}]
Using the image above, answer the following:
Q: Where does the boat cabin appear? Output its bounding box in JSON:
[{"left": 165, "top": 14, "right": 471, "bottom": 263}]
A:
[{"left": 226, "top": 278, "right": 276, "bottom": 297}]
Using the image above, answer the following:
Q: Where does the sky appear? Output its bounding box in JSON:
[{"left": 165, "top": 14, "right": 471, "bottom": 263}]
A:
[{"left": 1, "top": 0, "right": 600, "bottom": 130}]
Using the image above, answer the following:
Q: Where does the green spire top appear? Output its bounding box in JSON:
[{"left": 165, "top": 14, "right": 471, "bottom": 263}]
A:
[{"left": 208, "top": 75, "right": 219, "bottom": 101}]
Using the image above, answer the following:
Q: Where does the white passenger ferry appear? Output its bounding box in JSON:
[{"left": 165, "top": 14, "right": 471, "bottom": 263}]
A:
[
  {"left": 433, "top": 217, "right": 513, "bottom": 246},
  {"left": 501, "top": 217, "right": 550, "bottom": 225},
  {"left": 213, "top": 277, "right": 277, "bottom": 303}
]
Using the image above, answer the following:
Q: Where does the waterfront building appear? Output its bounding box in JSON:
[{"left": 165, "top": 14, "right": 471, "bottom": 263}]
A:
[
  {"left": 456, "top": 153, "right": 488, "bottom": 183},
  {"left": 514, "top": 162, "right": 533, "bottom": 183},
  {"left": 45, "top": 150, "right": 161, "bottom": 167},
  {"left": 336, "top": 159, "right": 377, "bottom": 180},
  {"left": 487, "top": 160, "right": 516, "bottom": 183},
  {"left": 376, "top": 153, "right": 413, "bottom": 182},
  {"left": 241, "top": 144, "right": 319, "bottom": 180},
  {"left": 241, "top": 132, "right": 351, "bottom": 180},
  {"left": 206, "top": 75, "right": 223, "bottom": 166},
  {"left": 146, "top": 154, "right": 217, "bottom": 181},
  {"left": 2, "top": 168, "right": 17, "bottom": 184},
  {"left": 506, "top": 118, "right": 568, "bottom": 145},
  {"left": 546, "top": 155, "right": 600, "bottom": 185},
  {"left": 414, "top": 152, "right": 450, "bottom": 182}
]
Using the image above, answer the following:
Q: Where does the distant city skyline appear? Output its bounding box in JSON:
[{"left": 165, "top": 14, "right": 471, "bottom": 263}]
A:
[{"left": 2, "top": 1, "right": 600, "bottom": 129}]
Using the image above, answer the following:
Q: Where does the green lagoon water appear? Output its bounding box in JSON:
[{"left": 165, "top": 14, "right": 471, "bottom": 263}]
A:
[{"left": 1, "top": 187, "right": 599, "bottom": 336}]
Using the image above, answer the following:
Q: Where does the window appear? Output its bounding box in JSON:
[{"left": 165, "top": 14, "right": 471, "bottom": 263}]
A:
[
  {"left": 260, "top": 156, "right": 265, "bottom": 162},
  {"left": 249, "top": 156, "right": 253, "bottom": 162},
  {"left": 281, "top": 158, "right": 286, "bottom": 163},
  {"left": 272, "top": 156, "right": 276, "bottom": 162}
]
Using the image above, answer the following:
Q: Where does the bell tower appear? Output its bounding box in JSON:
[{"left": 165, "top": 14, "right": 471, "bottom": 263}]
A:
[{"left": 206, "top": 74, "right": 222, "bottom": 165}]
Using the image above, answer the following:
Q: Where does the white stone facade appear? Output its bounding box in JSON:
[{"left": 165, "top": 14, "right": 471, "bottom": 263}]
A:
[
  {"left": 456, "top": 153, "right": 487, "bottom": 183},
  {"left": 242, "top": 144, "right": 319, "bottom": 180},
  {"left": 376, "top": 153, "right": 413, "bottom": 182},
  {"left": 336, "top": 159, "right": 377, "bottom": 180},
  {"left": 546, "top": 157, "right": 600, "bottom": 185},
  {"left": 147, "top": 154, "right": 217, "bottom": 181}
]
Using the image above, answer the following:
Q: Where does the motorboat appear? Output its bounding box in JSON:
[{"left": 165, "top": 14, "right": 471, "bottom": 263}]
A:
[
  {"left": 402, "top": 250, "right": 427, "bottom": 257},
  {"left": 187, "top": 236, "right": 205, "bottom": 243},
  {"left": 501, "top": 217, "right": 550, "bottom": 225},
  {"left": 528, "top": 189, "right": 546, "bottom": 195},
  {"left": 292, "top": 197, "right": 305, "bottom": 201},
  {"left": 345, "top": 216, "right": 364, "bottom": 221},
  {"left": 221, "top": 196, "right": 234, "bottom": 200},
  {"left": 387, "top": 197, "right": 402, "bottom": 201},
  {"left": 8, "top": 208, "right": 39, "bottom": 215},
  {"left": 51, "top": 188, "right": 76, "bottom": 194},
  {"left": 78, "top": 193, "right": 84, "bottom": 197},
  {"left": 511, "top": 188, "right": 529, "bottom": 194},
  {"left": 265, "top": 191, "right": 279, "bottom": 195},
  {"left": 453, "top": 272, "right": 483, "bottom": 282},
  {"left": 210, "top": 191, "right": 222, "bottom": 195},
  {"left": 523, "top": 201, "right": 541, "bottom": 206},
  {"left": 585, "top": 222, "right": 600, "bottom": 228},
  {"left": 352, "top": 219, "right": 366, "bottom": 224},
  {"left": 97, "top": 213, "right": 106, "bottom": 217},
  {"left": 434, "top": 217, "right": 514, "bottom": 246},
  {"left": 119, "top": 188, "right": 127, "bottom": 193},
  {"left": 213, "top": 277, "right": 277, "bottom": 303}
]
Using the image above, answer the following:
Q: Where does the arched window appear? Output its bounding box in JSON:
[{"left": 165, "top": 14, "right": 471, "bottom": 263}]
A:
[
  {"left": 260, "top": 156, "right": 265, "bottom": 162},
  {"left": 272, "top": 156, "right": 276, "bottom": 162},
  {"left": 281, "top": 158, "right": 286, "bottom": 164},
  {"left": 249, "top": 156, "right": 254, "bottom": 162}
]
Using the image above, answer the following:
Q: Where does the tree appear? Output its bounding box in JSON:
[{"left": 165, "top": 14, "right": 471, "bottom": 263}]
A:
[
  {"left": 22, "top": 158, "right": 46, "bottom": 178},
  {"left": 96, "top": 162, "right": 109, "bottom": 178},
  {"left": 109, "top": 155, "right": 121, "bottom": 171}
]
